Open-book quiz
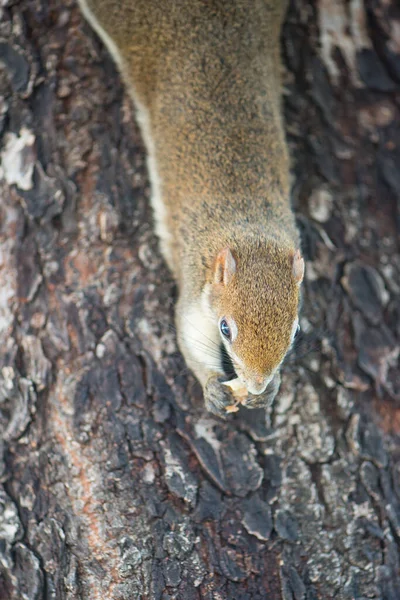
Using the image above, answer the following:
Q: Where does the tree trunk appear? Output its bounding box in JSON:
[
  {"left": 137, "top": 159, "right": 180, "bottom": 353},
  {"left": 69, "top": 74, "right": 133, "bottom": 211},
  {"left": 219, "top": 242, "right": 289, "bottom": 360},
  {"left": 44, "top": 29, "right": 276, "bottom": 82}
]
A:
[{"left": 0, "top": 0, "right": 399, "bottom": 598}]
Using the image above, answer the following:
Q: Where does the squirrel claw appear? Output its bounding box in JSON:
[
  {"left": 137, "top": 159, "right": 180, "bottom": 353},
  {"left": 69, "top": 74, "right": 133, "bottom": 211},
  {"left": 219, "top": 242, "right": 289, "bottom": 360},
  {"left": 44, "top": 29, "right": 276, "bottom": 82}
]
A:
[
  {"left": 204, "top": 375, "right": 235, "bottom": 418},
  {"left": 204, "top": 372, "right": 281, "bottom": 415},
  {"left": 244, "top": 372, "right": 281, "bottom": 409}
]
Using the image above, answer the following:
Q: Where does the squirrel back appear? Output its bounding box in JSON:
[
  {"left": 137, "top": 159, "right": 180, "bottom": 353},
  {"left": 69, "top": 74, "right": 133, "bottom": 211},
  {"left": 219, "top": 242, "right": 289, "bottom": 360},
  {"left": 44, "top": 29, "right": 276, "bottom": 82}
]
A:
[{"left": 79, "top": 0, "right": 304, "bottom": 415}]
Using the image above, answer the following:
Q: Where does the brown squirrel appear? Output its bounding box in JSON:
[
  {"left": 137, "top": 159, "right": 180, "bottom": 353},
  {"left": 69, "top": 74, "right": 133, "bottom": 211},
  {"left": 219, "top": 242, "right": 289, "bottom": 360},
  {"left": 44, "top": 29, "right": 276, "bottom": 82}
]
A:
[{"left": 78, "top": 0, "right": 304, "bottom": 416}]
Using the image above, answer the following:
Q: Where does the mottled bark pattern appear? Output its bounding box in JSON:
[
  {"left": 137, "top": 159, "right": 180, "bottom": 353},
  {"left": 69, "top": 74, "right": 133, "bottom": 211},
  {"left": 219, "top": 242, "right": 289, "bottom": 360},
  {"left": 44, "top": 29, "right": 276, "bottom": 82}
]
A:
[{"left": 0, "top": 0, "right": 399, "bottom": 598}]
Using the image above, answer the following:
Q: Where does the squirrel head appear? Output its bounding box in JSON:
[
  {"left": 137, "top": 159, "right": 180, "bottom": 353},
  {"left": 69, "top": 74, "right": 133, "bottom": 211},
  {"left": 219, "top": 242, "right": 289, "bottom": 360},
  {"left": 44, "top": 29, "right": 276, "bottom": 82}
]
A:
[{"left": 206, "top": 243, "right": 304, "bottom": 395}]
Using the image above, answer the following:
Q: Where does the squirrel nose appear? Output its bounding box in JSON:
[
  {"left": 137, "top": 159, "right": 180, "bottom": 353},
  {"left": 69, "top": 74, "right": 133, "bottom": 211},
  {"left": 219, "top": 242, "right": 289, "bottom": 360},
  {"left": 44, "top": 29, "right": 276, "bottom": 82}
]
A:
[
  {"left": 247, "top": 377, "right": 268, "bottom": 396},
  {"left": 246, "top": 373, "right": 274, "bottom": 396}
]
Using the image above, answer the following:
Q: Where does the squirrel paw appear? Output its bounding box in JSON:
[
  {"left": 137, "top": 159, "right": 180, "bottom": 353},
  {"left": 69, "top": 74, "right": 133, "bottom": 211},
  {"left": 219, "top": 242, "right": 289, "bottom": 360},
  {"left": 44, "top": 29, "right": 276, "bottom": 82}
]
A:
[
  {"left": 204, "top": 375, "right": 234, "bottom": 418},
  {"left": 245, "top": 372, "right": 281, "bottom": 410}
]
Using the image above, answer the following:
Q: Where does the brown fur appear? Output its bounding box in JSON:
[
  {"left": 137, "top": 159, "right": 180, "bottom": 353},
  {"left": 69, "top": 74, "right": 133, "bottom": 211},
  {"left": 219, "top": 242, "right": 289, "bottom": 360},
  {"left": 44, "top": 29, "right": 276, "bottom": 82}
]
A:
[
  {"left": 78, "top": 0, "right": 303, "bottom": 414},
  {"left": 210, "top": 241, "right": 299, "bottom": 375}
]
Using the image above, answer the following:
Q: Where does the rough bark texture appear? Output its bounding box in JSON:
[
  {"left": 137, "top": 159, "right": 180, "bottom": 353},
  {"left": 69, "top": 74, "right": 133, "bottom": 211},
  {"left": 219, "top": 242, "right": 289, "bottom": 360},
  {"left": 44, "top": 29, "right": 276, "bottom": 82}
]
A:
[{"left": 0, "top": 0, "right": 399, "bottom": 598}]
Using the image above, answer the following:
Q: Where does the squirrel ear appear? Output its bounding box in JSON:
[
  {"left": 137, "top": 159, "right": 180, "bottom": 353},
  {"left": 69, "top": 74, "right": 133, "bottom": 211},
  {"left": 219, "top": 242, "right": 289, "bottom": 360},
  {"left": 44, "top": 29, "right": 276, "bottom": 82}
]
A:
[
  {"left": 292, "top": 249, "right": 304, "bottom": 285},
  {"left": 214, "top": 247, "right": 236, "bottom": 286}
]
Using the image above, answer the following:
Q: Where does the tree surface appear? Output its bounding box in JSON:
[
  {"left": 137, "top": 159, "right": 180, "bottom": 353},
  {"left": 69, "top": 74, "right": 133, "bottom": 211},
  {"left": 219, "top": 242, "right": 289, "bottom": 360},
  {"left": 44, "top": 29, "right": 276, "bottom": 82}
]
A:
[{"left": 0, "top": 0, "right": 399, "bottom": 598}]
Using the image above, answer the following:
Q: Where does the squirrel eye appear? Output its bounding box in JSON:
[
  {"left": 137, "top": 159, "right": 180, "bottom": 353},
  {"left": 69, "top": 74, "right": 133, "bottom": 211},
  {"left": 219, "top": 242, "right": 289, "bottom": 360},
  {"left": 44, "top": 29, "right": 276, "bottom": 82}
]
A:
[{"left": 220, "top": 318, "right": 231, "bottom": 341}]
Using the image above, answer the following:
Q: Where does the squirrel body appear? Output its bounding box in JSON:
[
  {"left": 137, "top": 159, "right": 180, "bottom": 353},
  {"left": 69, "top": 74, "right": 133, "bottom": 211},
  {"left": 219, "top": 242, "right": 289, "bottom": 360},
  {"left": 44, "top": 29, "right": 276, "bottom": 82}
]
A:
[{"left": 78, "top": 0, "right": 304, "bottom": 415}]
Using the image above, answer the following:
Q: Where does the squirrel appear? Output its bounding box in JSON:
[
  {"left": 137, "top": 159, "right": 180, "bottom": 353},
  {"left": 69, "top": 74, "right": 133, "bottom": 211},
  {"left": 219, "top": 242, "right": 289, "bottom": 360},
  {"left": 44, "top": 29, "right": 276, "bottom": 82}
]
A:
[{"left": 77, "top": 0, "right": 304, "bottom": 417}]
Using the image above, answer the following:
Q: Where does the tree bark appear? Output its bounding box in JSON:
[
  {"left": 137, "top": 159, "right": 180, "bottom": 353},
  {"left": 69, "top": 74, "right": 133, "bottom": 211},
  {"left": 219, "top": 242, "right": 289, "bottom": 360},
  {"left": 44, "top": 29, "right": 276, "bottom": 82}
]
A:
[{"left": 0, "top": 0, "right": 399, "bottom": 598}]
